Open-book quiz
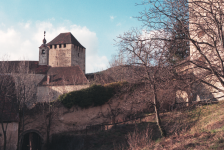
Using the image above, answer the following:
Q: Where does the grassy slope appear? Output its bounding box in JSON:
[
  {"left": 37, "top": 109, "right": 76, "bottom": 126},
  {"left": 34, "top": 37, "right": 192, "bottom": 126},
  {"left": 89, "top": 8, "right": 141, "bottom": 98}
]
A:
[
  {"left": 48, "top": 101, "right": 224, "bottom": 150},
  {"left": 146, "top": 101, "right": 224, "bottom": 150},
  {"left": 88, "top": 101, "right": 224, "bottom": 150}
]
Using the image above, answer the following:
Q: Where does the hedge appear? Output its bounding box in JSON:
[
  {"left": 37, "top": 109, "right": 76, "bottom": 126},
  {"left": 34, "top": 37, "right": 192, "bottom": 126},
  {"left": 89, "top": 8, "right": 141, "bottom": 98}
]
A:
[{"left": 58, "top": 82, "right": 127, "bottom": 109}]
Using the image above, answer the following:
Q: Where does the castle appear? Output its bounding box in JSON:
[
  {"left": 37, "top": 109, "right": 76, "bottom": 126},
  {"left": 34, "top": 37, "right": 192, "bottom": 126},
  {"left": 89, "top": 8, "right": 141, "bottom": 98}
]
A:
[
  {"left": 36, "top": 32, "right": 89, "bottom": 102},
  {"left": 0, "top": 32, "right": 90, "bottom": 104},
  {"left": 39, "top": 32, "right": 86, "bottom": 73},
  {"left": 0, "top": 32, "right": 91, "bottom": 150}
]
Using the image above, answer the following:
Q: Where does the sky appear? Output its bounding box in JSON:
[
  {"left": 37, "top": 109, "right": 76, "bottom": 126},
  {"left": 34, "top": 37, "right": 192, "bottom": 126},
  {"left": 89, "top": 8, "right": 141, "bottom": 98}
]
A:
[{"left": 0, "top": 0, "right": 146, "bottom": 73}]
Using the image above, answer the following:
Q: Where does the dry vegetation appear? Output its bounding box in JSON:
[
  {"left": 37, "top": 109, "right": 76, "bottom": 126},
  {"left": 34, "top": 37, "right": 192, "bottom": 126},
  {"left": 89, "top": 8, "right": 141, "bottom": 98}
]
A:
[
  {"left": 46, "top": 101, "right": 224, "bottom": 150},
  {"left": 124, "top": 101, "right": 224, "bottom": 150}
]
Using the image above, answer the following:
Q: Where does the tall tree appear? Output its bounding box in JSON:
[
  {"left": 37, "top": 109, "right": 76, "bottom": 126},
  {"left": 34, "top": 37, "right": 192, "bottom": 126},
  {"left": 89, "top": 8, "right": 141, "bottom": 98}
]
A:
[
  {"left": 115, "top": 29, "right": 178, "bottom": 137},
  {"left": 136, "top": 0, "right": 224, "bottom": 100},
  {"left": 0, "top": 60, "right": 40, "bottom": 150},
  {"left": 0, "top": 62, "right": 18, "bottom": 150}
]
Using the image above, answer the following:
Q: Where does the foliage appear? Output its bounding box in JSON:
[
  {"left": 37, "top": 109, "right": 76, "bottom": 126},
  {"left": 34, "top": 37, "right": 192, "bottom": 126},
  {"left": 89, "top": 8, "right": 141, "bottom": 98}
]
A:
[{"left": 58, "top": 82, "right": 127, "bottom": 109}]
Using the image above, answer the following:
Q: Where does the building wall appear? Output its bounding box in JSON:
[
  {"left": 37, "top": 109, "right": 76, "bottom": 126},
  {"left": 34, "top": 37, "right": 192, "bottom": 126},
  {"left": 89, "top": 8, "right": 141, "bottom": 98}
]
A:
[
  {"left": 176, "top": 90, "right": 189, "bottom": 103},
  {"left": 48, "top": 44, "right": 86, "bottom": 73},
  {"left": 0, "top": 122, "right": 18, "bottom": 150},
  {"left": 189, "top": 0, "right": 224, "bottom": 101},
  {"left": 39, "top": 46, "right": 49, "bottom": 65},
  {"left": 37, "top": 84, "right": 90, "bottom": 102},
  {"left": 12, "top": 74, "right": 45, "bottom": 107},
  {"left": 21, "top": 94, "right": 149, "bottom": 146},
  {"left": 48, "top": 44, "right": 72, "bottom": 67},
  {"left": 71, "top": 46, "right": 85, "bottom": 73}
]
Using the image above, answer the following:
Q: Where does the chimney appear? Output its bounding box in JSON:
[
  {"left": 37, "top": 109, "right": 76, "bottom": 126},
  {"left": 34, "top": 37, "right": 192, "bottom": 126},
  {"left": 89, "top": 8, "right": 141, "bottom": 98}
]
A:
[{"left": 47, "top": 75, "right": 50, "bottom": 84}]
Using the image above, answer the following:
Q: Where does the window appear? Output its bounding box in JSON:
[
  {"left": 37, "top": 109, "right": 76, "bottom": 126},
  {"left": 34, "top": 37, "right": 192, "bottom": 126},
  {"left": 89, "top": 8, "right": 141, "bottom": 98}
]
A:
[
  {"left": 64, "top": 44, "right": 66, "bottom": 48},
  {"left": 42, "top": 50, "right": 45, "bottom": 54},
  {"left": 54, "top": 45, "right": 57, "bottom": 49},
  {"left": 78, "top": 53, "right": 79, "bottom": 57},
  {"left": 59, "top": 44, "right": 61, "bottom": 48},
  {"left": 50, "top": 45, "right": 52, "bottom": 49}
]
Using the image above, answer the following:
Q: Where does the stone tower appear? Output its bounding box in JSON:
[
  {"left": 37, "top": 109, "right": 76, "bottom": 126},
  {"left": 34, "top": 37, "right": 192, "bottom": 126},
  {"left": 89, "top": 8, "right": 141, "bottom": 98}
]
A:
[
  {"left": 46, "top": 32, "right": 86, "bottom": 73},
  {"left": 39, "top": 31, "right": 49, "bottom": 65}
]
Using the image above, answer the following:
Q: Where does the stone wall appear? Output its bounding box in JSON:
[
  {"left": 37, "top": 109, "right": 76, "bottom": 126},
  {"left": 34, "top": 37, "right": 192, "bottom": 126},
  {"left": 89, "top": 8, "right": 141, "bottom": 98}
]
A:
[
  {"left": 0, "top": 122, "right": 18, "bottom": 150},
  {"left": 176, "top": 90, "right": 189, "bottom": 106},
  {"left": 12, "top": 74, "right": 45, "bottom": 107},
  {"left": 48, "top": 44, "right": 73, "bottom": 67},
  {"left": 71, "top": 46, "right": 85, "bottom": 73},
  {"left": 20, "top": 88, "right": 151, "bottom": 148},
  {"left": 48, "top": 44, "right": 85, "bottom": 73},
  {"left": 37, "top": 84, "right": 90, "bottom": 102},
  {"left": 39, "top": 46, "right": 49, "bottom": 65},
  {"left": 189, "top": 0, "right": 224, "bottom": 101}
]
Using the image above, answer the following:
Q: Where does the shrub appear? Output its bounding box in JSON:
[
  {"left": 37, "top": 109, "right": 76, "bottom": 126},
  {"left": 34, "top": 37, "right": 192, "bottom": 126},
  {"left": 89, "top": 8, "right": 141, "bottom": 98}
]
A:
[{"left": 58, "top": 82, "right": 126, "bottom": 109}]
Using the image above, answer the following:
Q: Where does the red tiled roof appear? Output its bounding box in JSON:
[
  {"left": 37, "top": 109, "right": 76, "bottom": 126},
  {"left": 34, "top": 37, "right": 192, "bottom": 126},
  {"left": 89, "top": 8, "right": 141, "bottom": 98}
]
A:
[
  {"left": 47, "top": 32, "right": 85, "bottom": 49},
  {"left": 39, "top": 66, "right": 88, "bottom": 86}
]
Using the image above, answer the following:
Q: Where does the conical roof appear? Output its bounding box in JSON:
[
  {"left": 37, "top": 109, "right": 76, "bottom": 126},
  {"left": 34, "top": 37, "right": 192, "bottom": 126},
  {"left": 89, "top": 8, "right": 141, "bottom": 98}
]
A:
[{"left": 47, "top": 32, "right": 85, "bottom": 48}]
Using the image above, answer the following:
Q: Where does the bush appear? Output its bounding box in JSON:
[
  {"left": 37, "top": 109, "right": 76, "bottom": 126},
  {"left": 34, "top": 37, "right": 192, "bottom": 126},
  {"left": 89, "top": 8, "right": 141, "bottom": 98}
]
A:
[{"left": 58, "top": 83, "right": 126, "bottom": 109}]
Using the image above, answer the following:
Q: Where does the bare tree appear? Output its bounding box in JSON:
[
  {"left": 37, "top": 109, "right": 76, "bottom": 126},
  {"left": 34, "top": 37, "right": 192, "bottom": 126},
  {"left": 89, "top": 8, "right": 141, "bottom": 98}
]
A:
[
  {"left": 114, "top": 28, "right": 180, "bottom": 137},
  {"left": 0, "top": 60, "right": 41, "bottom": 150},
  {"left": 13, "top": 62, "right": 39, "bottom": 137},
  {"left": 137, "top": 0, "right": 224, "bottom": 101},
  {"left": 0, "top": 61, "right": 18, "bottom": 150},
  {"left": 112, "top": 0, "right": 224, "bottom": 138}
]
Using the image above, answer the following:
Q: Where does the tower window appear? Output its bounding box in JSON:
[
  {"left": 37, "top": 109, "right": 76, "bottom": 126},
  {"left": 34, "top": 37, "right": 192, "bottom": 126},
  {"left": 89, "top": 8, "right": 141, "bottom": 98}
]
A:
[
  {"left": 54, "top": 45, "right": 57, "bottom": 49},
  {"left": 42, "top": 50, "right": 45, "bottom": 54},
  {"left": 64, "top": 44, "right": 66, "bottom": 48},
  {"left": 59, "top": 44, "right": 61, "bottom": 48},
  {"left": 50, "top": 45, "right": 52, "bottom": 49}
]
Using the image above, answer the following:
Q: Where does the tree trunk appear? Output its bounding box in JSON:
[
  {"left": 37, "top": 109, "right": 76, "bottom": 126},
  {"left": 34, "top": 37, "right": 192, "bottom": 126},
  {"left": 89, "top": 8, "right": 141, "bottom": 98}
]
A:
[
  {"left": 17, "top": 110, "right": 22, "bottom": 150},
  {"left": 47, "top": 112, "right": 51, "bottom": 144},
  {"left": 1, "top": 123, "right": 7, "bottom": 150},
  {"left": 3, "top": 130, "right": 6, "bottom": 150},
  {"left": 152, "top": 84, "right": 166, "bottom": 137}
]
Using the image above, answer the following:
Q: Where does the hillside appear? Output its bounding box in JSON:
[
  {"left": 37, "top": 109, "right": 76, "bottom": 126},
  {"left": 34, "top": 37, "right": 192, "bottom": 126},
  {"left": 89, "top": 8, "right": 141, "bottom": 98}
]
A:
[
  {"left": 47, "top": 101, "right": 224, "bottom": 150},
  {"left": 146, "top": 101, "right": 224, "bottom": 150}
]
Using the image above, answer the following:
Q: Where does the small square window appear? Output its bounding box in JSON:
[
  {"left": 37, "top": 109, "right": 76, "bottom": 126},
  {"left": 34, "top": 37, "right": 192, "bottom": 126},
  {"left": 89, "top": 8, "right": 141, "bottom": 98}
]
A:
[
  {"left": 50, "top": 45, "right": 52, "bottom": 49},
  {"left": 54, "top": 45, "right": 57, "bottom": 49},
  {"left": 42, "top": 50, "right": 45, "bottom": 54},
  {"left": 64, "top": 44, "right": 66, "bottom": 48},
  {"left": 59, "top": 44, "right": 61, "bottom": 48}
]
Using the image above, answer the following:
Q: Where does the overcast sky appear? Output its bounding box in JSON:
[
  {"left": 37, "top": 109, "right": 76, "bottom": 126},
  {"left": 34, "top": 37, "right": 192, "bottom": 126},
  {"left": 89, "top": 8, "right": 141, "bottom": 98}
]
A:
[{"left": 0, "top": 0, "right": 146, "bottom": 73}]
